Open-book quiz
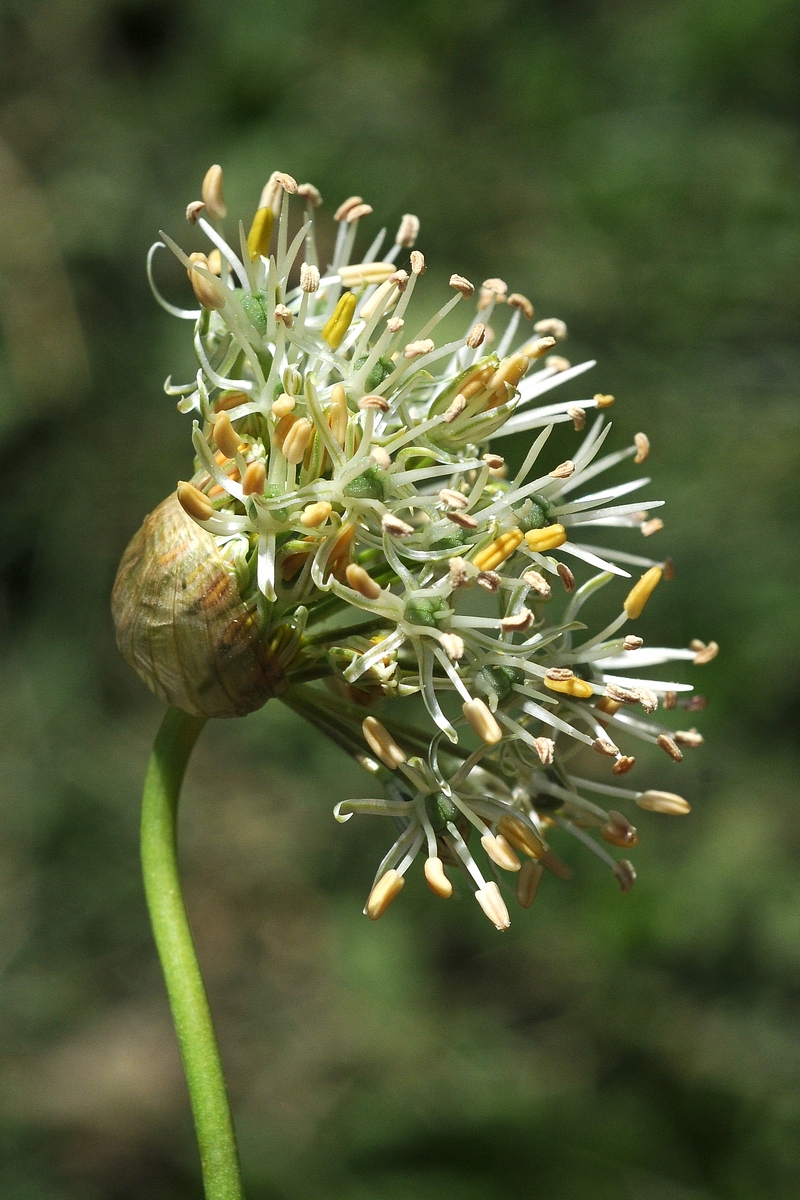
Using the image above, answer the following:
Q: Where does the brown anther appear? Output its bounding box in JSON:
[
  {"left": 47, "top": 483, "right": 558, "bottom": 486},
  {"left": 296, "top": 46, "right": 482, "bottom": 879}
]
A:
[
  {"left": 613, "top": 860, "right": 636, "bottom": 893},
  {"left": 568, "top": 405, "right": 586, "bottom": 430},
  {"left": 448, "top": 556, "right": 471, "bottom": 589},
  {"left": 410, "top": 250, "right": 426, "bottom": 275},
  {"left": 395, "top": 213, "right": 420, "bottom": 247},
  {"left": 663, "top": 691, "right": 678, "bottom": 710},
  {"left": 545, "top": 355, "right": 571, "bottom": 372},
  {"left": 533, "top": 736, "right": 555, "bottom": 765},
  {"left": 539, "top": 848, "right": 573, "bottom": 880},
  {"left": 476, "top": 570, "right": 501, "bottom": 593},
  {"left": 482, "top": 453, "right": 505, "bottom": 470},
  {"left": 439, "top": 488, "right": 468, "bottom": 509},
  {"left": 358, "top": 395, "right": 390, "bottom": 412},
  {"left": 692, "top": 640, "right": 719, "bottom": 665},
  {"left": 177, "top": 481, "right": 213, "bottom": 523},
  {"left": 346, "top": 202, "right": 373, "bottom": 223},
  {"left": 593, "top": 737, "right": 620, "bottom": 757},
  {"left": 201, "top": 164, "right": 226, "bottom": 220},
  {"left": 297, "top": 182, "right": 322, "bottom": 206},
  {"left": 500, "top": 609, "right": 533, "bottom": 633},
  {"left": 403, "top": 338, "right": 434, "bottom": 359},
  {"left": 682, "top": 695, "right": 708, "bottom": 712},
  {"left": 186, "top": 200, "right": 205, "bottom": 223},
  {"left": 241, "top": 460, "right": 266, "bottom": 496},
  {"left": 522, "top": 569, "right": 552, "bottom": 600},
  {"left": 636, "top": 688, "right": 659, "bottom": 715},
  {"left": 389, "top": 269, "right": 409, "bottom": 292},
  {"left": 662, "top": 558, "right": 676, "bottom": 580},
  {"left": 213, "top": 412, "right": 241, "bottom": 460},
  {"left": 549, "top": 460, "right": 575, "bottom": 479},
  {"left": 594, "top": 393, "right": 615, "bottom": 408},
  {"left": 516, "top": 860, "right": 544, "bottom": 908},
  {"left": 601, "top": 812, "right": 639, "bottom": 848},
  {"left": 507, "top": 292, "right": 534, "bottom": 319},
  {"left": 386, "top": 317, "right": 405, "bottom": 333},
  {"left": 634, "top": 432, "right": 650, "bottom": 464},
  {"left": 274, "top": 304, "right": 293, "bottom": 328},
  {"left": 674, "top": 728, "right": 704, "bottom": 747},
  {"left": 624, "top": 635, "right": 644, "bottom": 650},
  {"left": 439, "top": 632, "right": 465, "bottom": 661},
  {"left": 522, "top": 336, "right": 557, "bottom": 360},
  {"left": 447, "top": 510, "right": 478, "bottom": 530},
  {"left": 546, "top": 667, "right": 574, "bottom": 681},
  {"left": 534, "top": 317, "right": 568, "bottom": 340},
  {"left": 657, "top": 734, "right": 684, "bottom": 762},
  {"left": 557, "top": 563, "right": 575, "bottom": 592},
  {"left": 640, "top": 518, "right": 664, "bottom": 537},
  {"left": 449, "top": 273, "right": 474, "bottom": 296},
  {"left": 381, "top": 512, "right": 414, "bottom": 537},
  {"left": 605, "top": 683, "right": 640, "bottom": 705},
  {"left": 333, "top": 195, "right": 364, "bottom": 222},
  {"left": 300, "top": 501, "right": 332, "bottom": 528},
  {"left": 612, "top": 756, "right": 636, "bottom": 775},
  {"left": 478, "top": 278, "right": 507, "bottom": 309},
  {"left": 466, "top": 323, "right": 486, "bottom": 349},
  {"left": 300, "top": 262, "right": 320, "bottom": 293}
]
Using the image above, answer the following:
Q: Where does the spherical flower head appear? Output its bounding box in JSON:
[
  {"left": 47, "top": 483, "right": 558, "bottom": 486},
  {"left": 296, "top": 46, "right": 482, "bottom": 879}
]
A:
[{"left": 114, "top": 163, "right": 717, "bottom": 930}]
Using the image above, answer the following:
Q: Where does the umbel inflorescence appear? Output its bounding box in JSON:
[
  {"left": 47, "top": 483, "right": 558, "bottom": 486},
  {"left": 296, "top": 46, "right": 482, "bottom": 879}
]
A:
[{"left": 112, "top": 165, "right": 717, "bottom": 931}]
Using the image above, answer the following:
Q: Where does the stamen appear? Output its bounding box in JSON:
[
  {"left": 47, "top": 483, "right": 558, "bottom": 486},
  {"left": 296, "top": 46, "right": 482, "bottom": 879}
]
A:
[
  {"left": 475, "top": 882, "right": 511, "bottom": 930},
  {"left": 462, "top": 699, "right": 503, "bottom": 745},
  {"left": 533, "top": 317, "right": 567, "bottom": 340},
  {"left": 424, "top": 856, "right": 452, "bottom": 897},
  {"left": 636, "top": 790, "right": 690, "bottom": 815},
  {"left": 516, "top": 860, "right": 544, "bottom": 908},
  {"left": 634, "top": 432, "right": 650, "bottom": 464},
  {"left": 656, "top": 733, "right": 684, "bottom": 762},
  {"left": 362, "top": 717, "right": 406, "bottom": 769},
  {"left": 692, "top": 640, "right": 719, "bottom": 665},
  {"left": 624, "top": 566, "right": 663, "bottom": 618},
  {"left": 346, "top": 563, "right": 382, "bottom": 601},
  {"left": 177, "top": 481, "right": 213, "bottom": 522},
  {"left": 201, "top": 164, "right": 226, "bottom": 220},
  {"left": 524, "top": 525, "right": 567, "bottom": 552},
  {"left": 365, "top": 870, "right": 405, "bottom": 920}
]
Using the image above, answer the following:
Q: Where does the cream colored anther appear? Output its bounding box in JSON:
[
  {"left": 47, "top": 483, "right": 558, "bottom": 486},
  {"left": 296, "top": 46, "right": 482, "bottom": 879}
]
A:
[
  {"left": 424, "top": 857, "right": 452, "bottom": 898},
  {"left": 462, "top": 698, "right": 503, "bottom": 745},
  {"left": 475, "top": 881, "right": 510, "bottom": 930},
  {"left": 281, "top": 418, "right": 313, "bottom": 465},
  {"left": 300, "top": 501, "right": 332, "bottom": 528},
  {"left": 362, "top": 716, "right": 406, "bottom": 770},
  {"left": 345, "top": 563, "right": 382, "bottom": 601},
  {"left": 481, "top": 833, "right": 521, "bottom": 872},
  {"left": 365, "top": 870, "right": 405, "bottom": 920}
]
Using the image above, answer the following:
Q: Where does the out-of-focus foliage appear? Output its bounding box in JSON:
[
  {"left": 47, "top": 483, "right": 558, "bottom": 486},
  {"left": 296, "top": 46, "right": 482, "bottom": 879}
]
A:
[{"left": 0, "top": 1, "right": 799, "bottom": 1196}]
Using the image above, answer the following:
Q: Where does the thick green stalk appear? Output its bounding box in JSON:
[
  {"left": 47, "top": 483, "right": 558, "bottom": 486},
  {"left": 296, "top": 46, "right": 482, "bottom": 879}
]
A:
[{"left": 141, "top": 707, "right": 244, "bottom": 1200}]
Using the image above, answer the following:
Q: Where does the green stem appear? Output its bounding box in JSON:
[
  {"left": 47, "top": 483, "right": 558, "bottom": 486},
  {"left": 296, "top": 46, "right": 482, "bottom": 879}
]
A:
[{"left": 141, "top": 707, "right": 244, "bottom": 1200}]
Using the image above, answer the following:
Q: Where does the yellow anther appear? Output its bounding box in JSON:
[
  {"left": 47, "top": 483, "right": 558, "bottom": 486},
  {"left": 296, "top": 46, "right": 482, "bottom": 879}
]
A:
[
  {"left": 472, "top": 528, "right": 524, "bottom": 572},
  {"left": 322, "top": 292, "right": 357, "bottom": 349},
  {"left": 177, "top": 481, "right": 213, "bottom": 522},
  {"left": 524, "top": 524, "right": 567, "bottom": 552},
  {"left": 544, "top": 675, "right": 594, "bottom": 699},
  {"left": 624, "top": 565, "right": 663, "bottom": 619},
  {"left": 300, "top": 501, "right": 332, "bottom": 528},
  {"left": 490, "top": 351, "right": 530, "bottom": 394},
  {"left": 365, "top": 869, "right": 405, "bottom": 920},
  {"left": 338, "top": 261, "right": 396, "bottom": 288},
  {"left": 497, "top": 815, "right": 546, "bottom": 860},
  {"left": 595, "top": 695, "right": 622, "bottom": 716},
  {"left": 424, "top": 857, "right": 453, "bottom": 898},
  {"left": 594, "top": 392, "right": 615, "bottom": 408},
  {"left": 246, "top": 206, "right": 273, "bottom": 261}
]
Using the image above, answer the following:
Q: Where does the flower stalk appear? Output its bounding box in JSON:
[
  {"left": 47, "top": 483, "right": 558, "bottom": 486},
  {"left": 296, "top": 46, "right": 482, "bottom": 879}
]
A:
[{"left": 141, "top": 707, "right": 244, "bottom": 1200}]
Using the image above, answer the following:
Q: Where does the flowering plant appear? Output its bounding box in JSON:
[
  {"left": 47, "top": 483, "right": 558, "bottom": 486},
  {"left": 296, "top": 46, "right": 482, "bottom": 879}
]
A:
[{"left": 112, "top": 164, "right": 716, "bottom": 1199}]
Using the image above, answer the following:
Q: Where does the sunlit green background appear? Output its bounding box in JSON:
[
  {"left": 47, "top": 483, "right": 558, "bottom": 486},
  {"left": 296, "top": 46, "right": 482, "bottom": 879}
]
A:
[{"left": 1, "top": 1, "right": 799, "bottom": 1196}]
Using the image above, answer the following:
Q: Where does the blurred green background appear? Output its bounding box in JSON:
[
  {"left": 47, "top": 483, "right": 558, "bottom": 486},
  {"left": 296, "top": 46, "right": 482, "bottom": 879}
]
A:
[{"left": 0, "top": 1, "right": 799, "bottom": 1196}]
